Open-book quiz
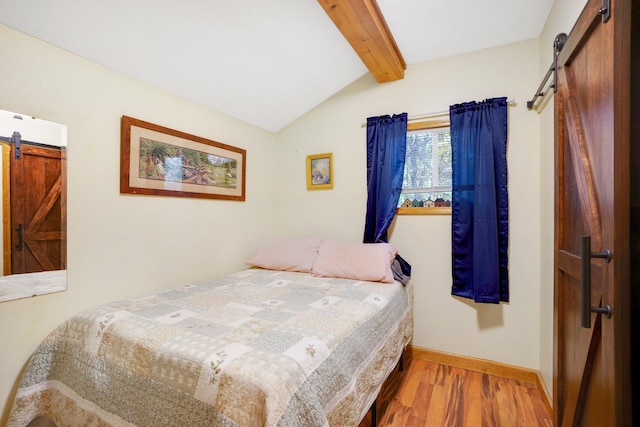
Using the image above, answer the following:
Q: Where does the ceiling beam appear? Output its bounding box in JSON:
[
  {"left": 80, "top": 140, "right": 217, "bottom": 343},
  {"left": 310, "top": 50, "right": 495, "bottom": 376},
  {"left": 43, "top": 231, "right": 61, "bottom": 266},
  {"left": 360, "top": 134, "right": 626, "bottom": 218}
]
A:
[{"left": 318, "top": 0, "right": 406, "bottom": 83}]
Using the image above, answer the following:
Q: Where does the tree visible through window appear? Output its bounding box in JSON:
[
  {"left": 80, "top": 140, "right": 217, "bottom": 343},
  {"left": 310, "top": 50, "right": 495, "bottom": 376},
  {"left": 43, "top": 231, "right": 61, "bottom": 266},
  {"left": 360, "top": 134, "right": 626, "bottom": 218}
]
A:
[{"left": 398, "top": 122, "right": 452, "bottom": 211}]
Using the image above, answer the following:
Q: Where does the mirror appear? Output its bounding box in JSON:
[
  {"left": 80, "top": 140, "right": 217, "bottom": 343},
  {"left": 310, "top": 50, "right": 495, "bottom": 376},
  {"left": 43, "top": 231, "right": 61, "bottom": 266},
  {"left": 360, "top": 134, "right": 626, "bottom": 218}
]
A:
[{"left": 0, "top": 109, "right": 67, "bottom": 302}]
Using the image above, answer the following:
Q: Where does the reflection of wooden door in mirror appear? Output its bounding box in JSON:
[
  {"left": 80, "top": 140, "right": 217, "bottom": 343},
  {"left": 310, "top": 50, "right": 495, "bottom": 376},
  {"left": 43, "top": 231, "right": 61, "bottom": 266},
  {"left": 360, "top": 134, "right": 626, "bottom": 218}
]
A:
[{"left": 10, "top": 144, "right": 66, "bottom": 274}]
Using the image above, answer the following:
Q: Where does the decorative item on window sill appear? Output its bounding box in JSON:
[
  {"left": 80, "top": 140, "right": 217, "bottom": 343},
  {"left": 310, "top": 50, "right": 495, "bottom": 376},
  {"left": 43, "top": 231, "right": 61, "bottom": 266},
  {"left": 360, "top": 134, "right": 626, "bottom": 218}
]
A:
[
  {"left": 401, "top": 197, "right": 451, "bottom": 208},
  {"left": 396, "top": 197, "right": 452, "bottom": 215}
]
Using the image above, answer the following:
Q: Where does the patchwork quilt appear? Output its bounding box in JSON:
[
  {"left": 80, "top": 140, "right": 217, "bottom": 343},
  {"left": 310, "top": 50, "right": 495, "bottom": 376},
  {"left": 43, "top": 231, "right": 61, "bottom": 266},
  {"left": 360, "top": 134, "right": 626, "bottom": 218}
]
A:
[{"left": 8, "top": 268, "right": 413, "bottom": 426}]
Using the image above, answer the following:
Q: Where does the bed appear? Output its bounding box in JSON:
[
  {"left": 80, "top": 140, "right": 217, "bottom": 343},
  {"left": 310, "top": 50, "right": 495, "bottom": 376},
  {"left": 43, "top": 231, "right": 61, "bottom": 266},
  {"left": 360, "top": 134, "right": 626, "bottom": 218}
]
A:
[{"left": 7, "top": 239, "right": 413, "bottom": 426}]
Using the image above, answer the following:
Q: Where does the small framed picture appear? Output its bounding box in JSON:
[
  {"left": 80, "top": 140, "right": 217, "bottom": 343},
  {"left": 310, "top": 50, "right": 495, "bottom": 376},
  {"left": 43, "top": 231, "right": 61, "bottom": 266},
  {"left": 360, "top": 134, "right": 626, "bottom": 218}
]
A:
[{"left": 306, "top": 153, "right": 333, "bottom": 190}]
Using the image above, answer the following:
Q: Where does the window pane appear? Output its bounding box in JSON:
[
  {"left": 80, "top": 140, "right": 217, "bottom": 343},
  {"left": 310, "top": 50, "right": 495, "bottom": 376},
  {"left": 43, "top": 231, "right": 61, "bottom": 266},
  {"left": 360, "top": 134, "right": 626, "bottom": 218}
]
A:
[
  {"left": 404, "top": 132, "right": 432, "bottom": 189},
  {"left": 399, "top": 127, "right": 452, "bottom": 208},
  {"left": 438, "top": 131, "right": 452, "bottom": 186}
]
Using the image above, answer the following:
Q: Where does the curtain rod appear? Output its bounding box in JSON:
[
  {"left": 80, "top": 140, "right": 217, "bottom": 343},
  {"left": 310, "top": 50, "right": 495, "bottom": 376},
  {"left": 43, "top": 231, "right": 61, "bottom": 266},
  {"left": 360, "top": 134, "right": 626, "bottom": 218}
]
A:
[
  {"left": 361, "top": 98, "right": 516, "bottom": 127},
  {"left": 408, "top": 98, "right": 516, "bottom": 121}
]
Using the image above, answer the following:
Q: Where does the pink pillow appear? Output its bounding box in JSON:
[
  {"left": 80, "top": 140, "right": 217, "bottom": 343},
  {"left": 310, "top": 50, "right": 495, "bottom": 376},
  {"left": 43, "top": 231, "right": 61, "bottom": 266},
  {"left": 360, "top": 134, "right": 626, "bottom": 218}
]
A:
[
  {"left": 246, "top": 238, "right": 321, "bottom": 273},
  {"left": 312, "top": 240, "right": 398, "bottom": 283}
]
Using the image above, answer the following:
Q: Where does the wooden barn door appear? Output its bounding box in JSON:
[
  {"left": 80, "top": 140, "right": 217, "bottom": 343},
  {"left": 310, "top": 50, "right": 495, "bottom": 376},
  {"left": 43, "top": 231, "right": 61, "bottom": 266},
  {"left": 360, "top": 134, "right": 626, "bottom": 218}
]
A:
[
  {"left": 10, "top": 143, "right": 66, "bottom": 274},
  {"left": 553, "top": 0, "right": 631, "bottom": 425}
]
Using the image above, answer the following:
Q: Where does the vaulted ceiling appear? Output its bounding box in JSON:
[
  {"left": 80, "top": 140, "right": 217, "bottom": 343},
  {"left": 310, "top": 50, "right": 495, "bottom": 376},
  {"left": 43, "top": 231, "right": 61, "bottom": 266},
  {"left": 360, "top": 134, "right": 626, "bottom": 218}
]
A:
[{"left": 0, "top": 0, "right": 554, "bottom": 132}]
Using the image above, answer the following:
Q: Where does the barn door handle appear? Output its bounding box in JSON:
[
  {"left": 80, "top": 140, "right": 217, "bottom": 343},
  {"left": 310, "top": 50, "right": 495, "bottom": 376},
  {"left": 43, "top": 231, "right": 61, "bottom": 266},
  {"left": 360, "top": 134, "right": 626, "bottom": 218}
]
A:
[
  {"left": 15, "top": 224, "right": 23, "bottom": 251},
  {"left": 580, "top": 236, "right": 612, "bottom": 328}
]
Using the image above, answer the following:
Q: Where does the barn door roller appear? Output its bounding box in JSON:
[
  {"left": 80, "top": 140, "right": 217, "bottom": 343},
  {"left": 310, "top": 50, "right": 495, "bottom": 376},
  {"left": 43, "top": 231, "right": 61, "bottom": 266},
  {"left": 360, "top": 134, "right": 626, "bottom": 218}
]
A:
[
  {"left": 12, "top": 131, "right": 21, "bottom": 159},
  {"left": 526, "top": 33, "right": 567, "bottom": 110},
  {"left": 598, "top": 0, "right": 610, "bottom": 22}
]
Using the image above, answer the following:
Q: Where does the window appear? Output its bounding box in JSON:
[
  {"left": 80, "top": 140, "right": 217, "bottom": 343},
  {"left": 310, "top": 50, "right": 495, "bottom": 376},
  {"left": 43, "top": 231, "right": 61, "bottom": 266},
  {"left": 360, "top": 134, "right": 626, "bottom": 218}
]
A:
[{"left": 397, "top": 120, "right": 452, "bottom": 215}]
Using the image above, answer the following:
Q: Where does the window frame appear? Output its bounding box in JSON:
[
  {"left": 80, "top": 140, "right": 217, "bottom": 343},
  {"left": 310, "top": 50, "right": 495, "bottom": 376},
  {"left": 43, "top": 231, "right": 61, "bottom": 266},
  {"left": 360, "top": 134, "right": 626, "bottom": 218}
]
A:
[{"left": 397, "top": 118, "right": 452, "bottom": 216}]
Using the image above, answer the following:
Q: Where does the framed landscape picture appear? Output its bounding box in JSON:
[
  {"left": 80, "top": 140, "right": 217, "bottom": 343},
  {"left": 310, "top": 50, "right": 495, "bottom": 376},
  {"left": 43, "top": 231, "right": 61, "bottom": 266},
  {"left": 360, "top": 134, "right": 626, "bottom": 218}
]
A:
[
  {"left": 306, "top": 153, "right": 333, "bottom": 190},
  {"left": 120, "top": 116, "right": 245, "bottom": 201}
]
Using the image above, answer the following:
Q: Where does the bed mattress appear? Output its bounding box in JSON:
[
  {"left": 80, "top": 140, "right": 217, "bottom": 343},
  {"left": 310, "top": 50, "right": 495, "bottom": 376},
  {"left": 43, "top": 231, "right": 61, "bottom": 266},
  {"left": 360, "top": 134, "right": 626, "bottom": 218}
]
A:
[{"left": 8, "top": 268, "right": 413, "bottom": 426}]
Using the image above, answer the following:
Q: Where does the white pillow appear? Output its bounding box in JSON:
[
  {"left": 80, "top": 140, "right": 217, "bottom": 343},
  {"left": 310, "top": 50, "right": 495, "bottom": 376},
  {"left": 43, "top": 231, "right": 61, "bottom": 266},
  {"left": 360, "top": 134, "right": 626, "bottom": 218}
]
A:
[
  {"left": 312, "top": 240, "right": 397, "bottom": 283},
  {"left": 246, "top": 238, "right": 321, "bottom": 273}
]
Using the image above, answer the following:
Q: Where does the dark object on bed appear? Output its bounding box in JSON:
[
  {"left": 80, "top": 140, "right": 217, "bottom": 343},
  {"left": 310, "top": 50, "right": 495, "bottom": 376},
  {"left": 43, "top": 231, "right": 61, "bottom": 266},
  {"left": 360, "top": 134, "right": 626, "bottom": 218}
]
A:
[
  {"left": 26, "top": 417, "right": 56, "bottom": 427},
  {"left": 391, "top": 254, "right": 411, "bottom": 285}
]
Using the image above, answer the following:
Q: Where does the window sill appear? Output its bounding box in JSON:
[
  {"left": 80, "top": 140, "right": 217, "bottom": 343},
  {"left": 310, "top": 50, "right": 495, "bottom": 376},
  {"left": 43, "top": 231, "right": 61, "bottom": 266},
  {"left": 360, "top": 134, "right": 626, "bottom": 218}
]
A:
[{"left": 397, "top": 207, "right": 451, "bottom": 216}]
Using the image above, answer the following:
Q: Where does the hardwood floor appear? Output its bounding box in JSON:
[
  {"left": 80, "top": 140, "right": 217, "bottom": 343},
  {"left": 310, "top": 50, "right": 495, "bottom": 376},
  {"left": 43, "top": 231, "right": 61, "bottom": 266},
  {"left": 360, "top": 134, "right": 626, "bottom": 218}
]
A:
[{"left": 358, "top": 357, "right": 552, "bottom": 427}]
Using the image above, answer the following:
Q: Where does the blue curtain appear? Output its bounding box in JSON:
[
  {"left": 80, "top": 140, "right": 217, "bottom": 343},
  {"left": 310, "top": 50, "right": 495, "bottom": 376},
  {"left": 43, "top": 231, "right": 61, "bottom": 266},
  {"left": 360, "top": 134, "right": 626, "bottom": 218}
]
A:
[
  {"left": 450, "top": 98, "right": 509, "bottom": 303},
  {"left": 364, "top": 113, "right": 411, "bottom": 283}
]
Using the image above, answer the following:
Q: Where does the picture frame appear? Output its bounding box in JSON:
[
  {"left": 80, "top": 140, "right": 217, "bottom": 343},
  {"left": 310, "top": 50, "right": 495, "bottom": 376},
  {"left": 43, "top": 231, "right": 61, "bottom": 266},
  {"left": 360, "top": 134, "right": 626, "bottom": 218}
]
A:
[
  {"left": 120, "top": 116, "right": 245, "bottom": 201},
  {"left": 306, "top": 153, "right": 333, "bottom": 190}
]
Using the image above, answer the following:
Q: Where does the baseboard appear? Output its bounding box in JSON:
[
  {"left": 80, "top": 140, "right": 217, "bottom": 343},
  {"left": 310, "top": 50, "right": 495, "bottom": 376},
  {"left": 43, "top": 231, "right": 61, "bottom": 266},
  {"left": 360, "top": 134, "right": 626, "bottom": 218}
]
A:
[
  {"left": 534, "top": 370, "right": 553, "bottom": 417},
  {"left": 407, "top": 345, "right": 552, "bottom": 416}
]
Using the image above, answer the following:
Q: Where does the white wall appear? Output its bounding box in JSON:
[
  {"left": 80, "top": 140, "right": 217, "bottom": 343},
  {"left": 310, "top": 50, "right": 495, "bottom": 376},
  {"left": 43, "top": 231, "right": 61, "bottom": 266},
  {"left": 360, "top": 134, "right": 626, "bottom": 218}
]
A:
[
  {"left": 537, "top": 0, "right": 588, "bottom": 398},
  {"left": 276, "top": 39, "right": 544, "bottom": 370},
  {"left": 0, "top": 24, "right": 277, "bottom": 423}
]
